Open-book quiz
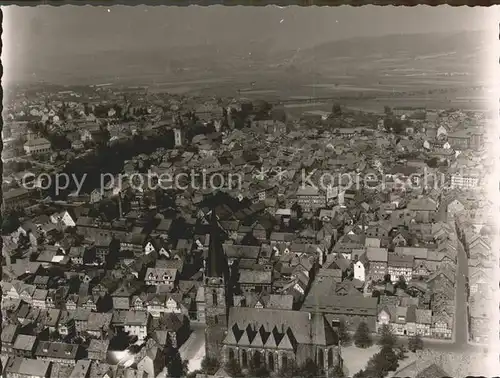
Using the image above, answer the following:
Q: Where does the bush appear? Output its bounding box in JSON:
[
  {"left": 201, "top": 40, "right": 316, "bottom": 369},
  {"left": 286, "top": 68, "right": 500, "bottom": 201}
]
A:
[{"left": 408, "top": 334, "right": 424, "bottom": 352}]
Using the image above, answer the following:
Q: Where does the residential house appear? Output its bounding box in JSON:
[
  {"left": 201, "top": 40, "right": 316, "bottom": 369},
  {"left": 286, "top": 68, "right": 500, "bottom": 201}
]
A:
[
  {"left": 406, "top": 197, "right": 438, "bottom": 223},
  {"left": 446, "top": 198, "right": 466, "bottom": 219},
  {"left": 35, "top": 342, "right": 81, "bottom": 365},
  {"left": 3, "top": 188, "right": 34, "bottom": 211},
  {"left": 12, "top": 335, "right": 38, "bottom": 358},
  {"left": 447, "top": 130, "right": 470, "bottom": 149},
  {"left": 4, "top": 357, "right": 51, "bottom": 378},
  {"left": 296, "top": 186, "right": 326, "bottom": 212},
  {"left": 387, "top": 254, "right": 414, "bottom": 283},
  {"left": 136, "top": 344, "right": 166, "bottom": 378},
  {"left": 145, "top": 268, "right": 178, "bottom": 291},
  {"left": 124, "top": 310, "right": 151, "bottom": 341},
  {"left": 87, "top": 312, "right": 113, "bottom": 339},
  {"left": 364, "top": 247, "right": 388, "bottom": 282},
  {"left": 468, "top": 295, "right": 490, "bottom": 344},
  {"left": 1, "top": 324, "right": 19, "bottom": 355},
  {"left": 431, "top": 312, "right": 453, "bottom": 339},
  {"left": 87, "top": 340, "right": 110, "bottom": 361},
  {"left": 376, "top": 305, "right": 432, "bottom": 337}
]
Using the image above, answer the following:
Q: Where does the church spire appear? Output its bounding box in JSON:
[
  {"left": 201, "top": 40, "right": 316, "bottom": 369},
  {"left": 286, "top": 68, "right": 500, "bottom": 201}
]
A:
[{"left": 205, "top": 209, "right": 228, "bottom": 280}]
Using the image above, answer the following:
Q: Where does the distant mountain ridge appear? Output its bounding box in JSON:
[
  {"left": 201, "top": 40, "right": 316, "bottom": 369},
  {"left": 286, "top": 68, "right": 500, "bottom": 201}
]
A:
[{"left": 10, "top": 29, "right": 485, "bottom": 86}]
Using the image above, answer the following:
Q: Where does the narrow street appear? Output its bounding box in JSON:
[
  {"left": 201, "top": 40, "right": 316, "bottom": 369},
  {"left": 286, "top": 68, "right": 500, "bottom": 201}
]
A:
[
  {"left": 453, "top": 232, "right": 469, "bottom": 347},
  {"left": 179, "top": 323, "right": 206, "bottom": 372}
]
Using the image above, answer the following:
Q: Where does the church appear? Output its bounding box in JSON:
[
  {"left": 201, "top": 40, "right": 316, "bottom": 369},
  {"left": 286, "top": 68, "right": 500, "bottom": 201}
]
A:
[{"left": 203, "top": 210, "right": 341, "bottom": 372}]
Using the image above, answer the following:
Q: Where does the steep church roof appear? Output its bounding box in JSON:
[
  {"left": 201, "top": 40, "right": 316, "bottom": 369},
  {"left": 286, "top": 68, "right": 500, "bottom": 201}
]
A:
[{"left": 205, "top": 209, "right": 229, "bottom": 280}]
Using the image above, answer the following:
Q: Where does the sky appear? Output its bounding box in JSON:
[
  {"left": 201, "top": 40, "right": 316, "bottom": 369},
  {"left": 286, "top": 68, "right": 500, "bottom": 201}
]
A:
[{"left": 2, "top": 5, "right": 497, "bottom": 82}]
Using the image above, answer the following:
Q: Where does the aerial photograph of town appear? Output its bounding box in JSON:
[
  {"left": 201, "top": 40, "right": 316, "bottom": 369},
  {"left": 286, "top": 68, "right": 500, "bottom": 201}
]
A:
[{"left": 1, "top": 4, "right": 499, "bottom": 378}]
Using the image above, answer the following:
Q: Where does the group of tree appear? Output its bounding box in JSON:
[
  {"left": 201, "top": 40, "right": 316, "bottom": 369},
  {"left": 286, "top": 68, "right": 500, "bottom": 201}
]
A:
[
  {"left": 279, "top": 358, "right": 325, "bottom": 378},
  {"left": 378, "top": 325, "right": 397, "bottom": 349},
  {"left": 383, "top": 116, "right": 411, "bottom": 134},
  {"left": 2, "top": 210, "right": 21, "bottom": 235},
  {"left": 353, "top": 325, "right": 424, "bottom": 378},
  {"left": 425, "top": 157, "right": 448, "bottom": 168},
  {"left": 190, "top": 355, "right": 346, "bottom": 378}
]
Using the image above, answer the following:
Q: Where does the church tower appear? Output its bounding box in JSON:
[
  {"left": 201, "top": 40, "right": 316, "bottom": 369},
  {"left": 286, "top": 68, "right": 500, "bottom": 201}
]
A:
[{"left": 204, "top": 209, "right": 230, "bottom": 359}]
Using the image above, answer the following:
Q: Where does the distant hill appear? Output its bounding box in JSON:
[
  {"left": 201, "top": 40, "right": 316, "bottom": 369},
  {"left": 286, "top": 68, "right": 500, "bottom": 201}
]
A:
[
  {"left": 9, "top": 30, "right": 486, "bottom": 87},
  {"left": 289, "top": 30, "right": 486, "bottom": 76}
]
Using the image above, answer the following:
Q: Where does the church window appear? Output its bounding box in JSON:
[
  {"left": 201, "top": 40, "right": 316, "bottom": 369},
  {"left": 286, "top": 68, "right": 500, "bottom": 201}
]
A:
[{"left": 213, "top": 291, "right": 218, "bottom": 306}]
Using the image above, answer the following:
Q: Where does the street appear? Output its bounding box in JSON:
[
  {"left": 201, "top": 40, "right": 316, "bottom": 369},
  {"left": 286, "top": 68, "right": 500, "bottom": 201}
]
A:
[
  {"left": 453, "top": 228, "right": 469, "bottom": 347},
  {"left": 179, "top": 323, "right": 206, "bottom": 372}
]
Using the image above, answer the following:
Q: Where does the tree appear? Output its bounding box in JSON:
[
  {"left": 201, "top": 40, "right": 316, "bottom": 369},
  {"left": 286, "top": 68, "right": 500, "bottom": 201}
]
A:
[
  {"left": 395, "top": 275, "right": 407, "bottom": 291},
  {"left": 201, "top": 356, "right": 220, "bottom": 375},
  {"left": 330, "top": 362, "right": 345, "bottom": 378},
  {"left": 426, "top": 157, "right": 439, "bottom": 168},
  {"left": 370, "top": 346, "right": 398, "bottom": 373},
  {"left": 353, "top": 370, "right": 368, "bottom": 378},
  {"left": 337, "top": 320, "right": 351, "bottom": 346},
  {"left": 278, "top": 360, "right": 297, "bottom": 378},
  {"left": 408, "top": 334, "right": 424, "bottom": 352},
  {"left": 354, "top": 322, "right": 372, "bottom": 348},
  {"left": 378, "top": 324, "right": 397, "bottom": 349},
  {"left": 1, "top": 211, "right": 21, "bottom": 235},
  {"left": 225, "top": 357, "right": 243, "bottom": 377}
]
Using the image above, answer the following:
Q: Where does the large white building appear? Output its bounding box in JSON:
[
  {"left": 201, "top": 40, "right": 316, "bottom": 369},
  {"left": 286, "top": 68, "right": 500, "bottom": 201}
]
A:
[
  {"left": 451, "top": 170, "right": 480, "bottom": 190},
  {"left": 24, "top": 137, "right": 51, "bottom": 155}
]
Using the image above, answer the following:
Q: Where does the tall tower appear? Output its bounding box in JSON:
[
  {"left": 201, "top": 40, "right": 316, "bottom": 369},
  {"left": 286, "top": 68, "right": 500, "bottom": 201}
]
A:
[
  {"left": 174, "top": 128, "right": 183, "bottom": 147},
  {"left": 204, "top": 209, "right": 230, "bottom": 359}
]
